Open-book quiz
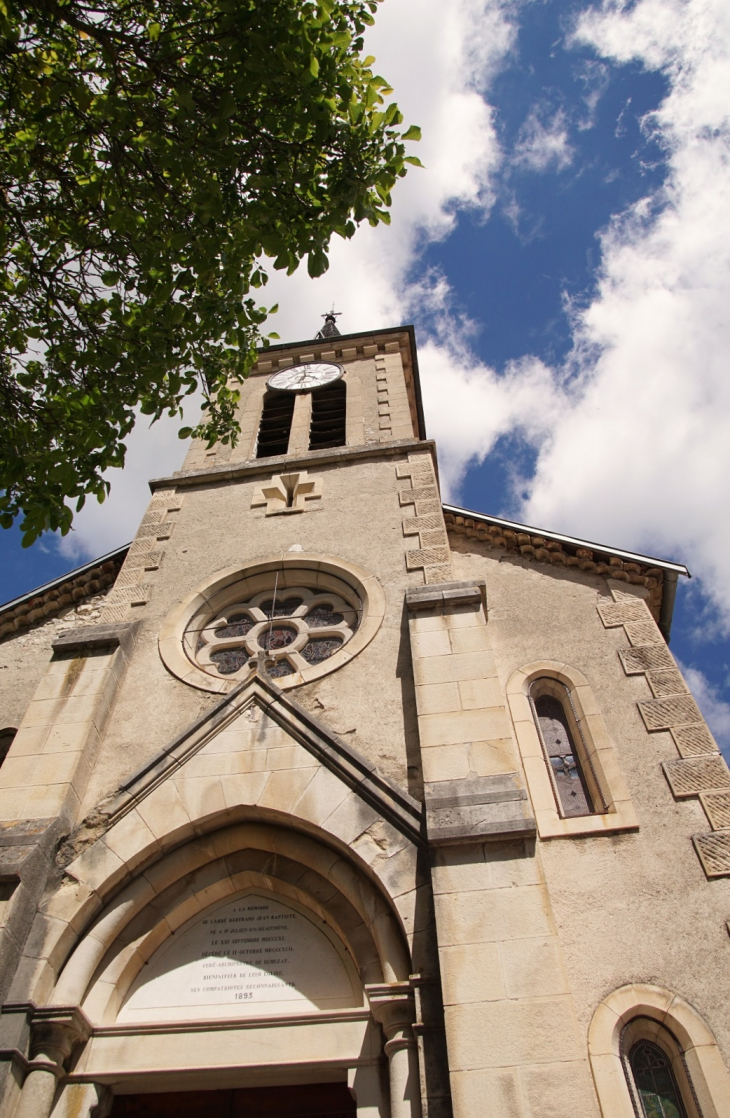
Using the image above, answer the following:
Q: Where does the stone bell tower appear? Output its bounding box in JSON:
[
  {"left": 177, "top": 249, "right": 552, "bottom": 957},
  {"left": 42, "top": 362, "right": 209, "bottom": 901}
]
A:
[{"left": 0, "top": 323, "right": 456, "bottom": 1118}]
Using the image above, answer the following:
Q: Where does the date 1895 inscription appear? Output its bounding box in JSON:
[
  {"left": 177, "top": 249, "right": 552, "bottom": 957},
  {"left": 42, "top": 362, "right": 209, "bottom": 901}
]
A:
[{"left": 119, "top": 893, "right": 358, "bottom": 1023}]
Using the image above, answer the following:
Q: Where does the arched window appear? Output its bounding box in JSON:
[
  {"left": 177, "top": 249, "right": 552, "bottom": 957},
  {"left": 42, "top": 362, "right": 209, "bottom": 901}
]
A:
[
  {"left": 628, "top": 1040, "right": 689, "bottom": 1118},
  {"left": 620, "top": 1019, "right": 702, "bottom": 1118},
  {"left": 590, "top": 986, "right": 730, "bottom": 1118},
  {"left": 309, "top": 379, "right": 346, "bottom": 449},
  {"left": 256, "top": 391, "right": 295, "bottom": 458},
  {"left": 0, "top": 728, "right": 16, "bottom": 767},
  {"left": 530, "top": 681, "right": 605, "bottom": 818}
]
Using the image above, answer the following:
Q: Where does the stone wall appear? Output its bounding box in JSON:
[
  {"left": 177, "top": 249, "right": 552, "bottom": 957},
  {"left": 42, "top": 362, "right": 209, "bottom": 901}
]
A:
[
  {"left": 0, "top": 590, "right": 117, "bottom": 736},
  {"left": 447, "top": 535, "right": 730, "bottom": 1075}
]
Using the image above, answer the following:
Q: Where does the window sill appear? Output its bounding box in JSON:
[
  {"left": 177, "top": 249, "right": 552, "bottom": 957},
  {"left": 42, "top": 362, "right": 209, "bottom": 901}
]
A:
[{"left": 535, "top": 801, "right": 639, "bottom": 839}]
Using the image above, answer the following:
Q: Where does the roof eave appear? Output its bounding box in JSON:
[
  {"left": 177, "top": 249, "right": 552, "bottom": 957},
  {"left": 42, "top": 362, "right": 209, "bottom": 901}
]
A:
[{"left": 443, "top": 503, "right": 688, "bottom": 642}]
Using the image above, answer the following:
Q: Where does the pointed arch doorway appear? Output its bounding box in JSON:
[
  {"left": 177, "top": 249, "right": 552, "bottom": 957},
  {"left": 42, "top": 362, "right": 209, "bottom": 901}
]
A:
[{"left": 25, "top": 819, "right": 422, "bottom": 1118}]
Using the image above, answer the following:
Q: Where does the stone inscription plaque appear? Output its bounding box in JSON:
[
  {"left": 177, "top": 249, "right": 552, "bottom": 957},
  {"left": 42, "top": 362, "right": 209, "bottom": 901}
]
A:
[{"left": 119, "top": 893, "right": 360, "bottom": 1023}]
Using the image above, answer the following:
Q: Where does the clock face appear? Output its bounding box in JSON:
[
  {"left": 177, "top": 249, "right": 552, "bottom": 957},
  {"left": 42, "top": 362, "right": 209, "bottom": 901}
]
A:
[{"left": 267, "top": 362, "right": 344, "bottom": 393}]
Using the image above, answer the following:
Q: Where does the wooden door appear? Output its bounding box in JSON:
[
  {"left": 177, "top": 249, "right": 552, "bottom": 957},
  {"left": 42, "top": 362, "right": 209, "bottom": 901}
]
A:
[{"left": 110, "top": 1081, "right": 357, "bottom": 1118}]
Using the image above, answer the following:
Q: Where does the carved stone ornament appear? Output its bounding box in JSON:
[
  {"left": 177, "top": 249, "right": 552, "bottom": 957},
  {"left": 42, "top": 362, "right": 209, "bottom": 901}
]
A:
[{"left": 251, "top": 470, "right": 322, "bottom": 515}]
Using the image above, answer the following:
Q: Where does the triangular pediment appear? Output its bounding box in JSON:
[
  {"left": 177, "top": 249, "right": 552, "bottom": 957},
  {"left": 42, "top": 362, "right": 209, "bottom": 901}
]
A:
[{"left": 79, "top": 673, "right": 423, "bottom": 850}]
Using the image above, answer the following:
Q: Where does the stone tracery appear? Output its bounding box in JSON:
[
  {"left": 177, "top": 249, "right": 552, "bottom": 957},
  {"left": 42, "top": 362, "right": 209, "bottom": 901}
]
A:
[{"left": 195, "top": 585, "right": 359, "bottom": 682}]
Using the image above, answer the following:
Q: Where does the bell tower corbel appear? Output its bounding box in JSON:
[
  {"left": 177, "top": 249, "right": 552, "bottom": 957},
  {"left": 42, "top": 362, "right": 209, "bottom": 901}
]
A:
[{"left": 366, "top": 981, "right": 423, "bottom": 1118}]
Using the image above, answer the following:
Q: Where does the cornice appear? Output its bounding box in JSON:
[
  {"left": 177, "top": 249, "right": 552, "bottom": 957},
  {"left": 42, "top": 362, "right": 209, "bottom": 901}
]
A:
[
  {"left": 0, "top": 549, "right": 128, "bottom": 641},
  {"left": 443, "top": 505, "right": 687, "bottom": 639},
  {"left": 149, "top": 438, "right": 437, "bottom": 492}
]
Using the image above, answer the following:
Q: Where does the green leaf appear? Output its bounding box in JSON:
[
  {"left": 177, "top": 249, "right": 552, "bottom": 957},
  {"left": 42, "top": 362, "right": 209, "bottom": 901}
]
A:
[
  {"left": 0, "top": 0, "right": 416, "bottom": 543},
  {"left": 402, "top": 125, "right": 422, "bottom": 141}
]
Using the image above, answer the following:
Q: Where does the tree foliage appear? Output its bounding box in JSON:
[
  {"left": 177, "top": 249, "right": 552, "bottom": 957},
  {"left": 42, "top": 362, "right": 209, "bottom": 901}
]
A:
[{"left": 0, "top": 0, "right": 420, "bottom": 544}]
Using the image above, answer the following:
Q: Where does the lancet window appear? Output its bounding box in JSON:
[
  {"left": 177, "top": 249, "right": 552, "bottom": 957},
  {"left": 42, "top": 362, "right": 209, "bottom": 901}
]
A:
[
  {"left": 628, "top": 1040, "right": 689, "bottom": 1118},
  {"left": 530, "top": 681, "right": 604, "bottom": 818},
  {"left": 621, "top": 1020, "right": 700, "bottom": 1118}
]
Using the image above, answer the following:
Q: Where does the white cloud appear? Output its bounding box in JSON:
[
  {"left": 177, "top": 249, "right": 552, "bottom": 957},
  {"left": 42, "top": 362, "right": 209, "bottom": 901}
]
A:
[
  {"left": 419, "top": 0, "right": 730, "bottom": 635},
  {"left": 55, "top": 0, "right": 518, "bottom": 560},
  {"left": 512, "top": 108, "right": 574, "bottom": 171},
  {"left": 518, "top": 0, "right": 730, "bottom": 626},
  {"left": 677, "top": 660, "right": 730, "bottom": 756},
  {"left": 418, "top": 341, "right": 565, "bottom": 495},
  {"left": 58, "top": 0, "right": 730, "bottom": 662},
  {"left": 57, "top": 407, "right": 194, "bottom": 561},
  {"left": 576, "top": 58, "right": 611, "bottom": 130},
  {"left": 261, "top": 0, "right": 516, "bottom": 344}
]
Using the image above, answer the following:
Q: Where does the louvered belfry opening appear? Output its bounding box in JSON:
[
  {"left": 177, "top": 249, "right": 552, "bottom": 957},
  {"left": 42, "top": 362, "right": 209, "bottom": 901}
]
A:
[
  {"left": 256, "top": 391, "right": 295, "bottom": 458},
  {"left": 309, "top": 379, "right": 347, "bottom": 450}
]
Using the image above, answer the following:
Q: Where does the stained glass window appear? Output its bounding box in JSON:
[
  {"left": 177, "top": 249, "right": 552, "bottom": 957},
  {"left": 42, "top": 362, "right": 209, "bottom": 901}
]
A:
[
  {"left": 307, "top": 605, "right": 345, "bottom": 628},
  {"left": 259, "top": 626, "right": 296, "bottom": 651},
  {"left": 260, "top": 597, "right": 303, "bottom": 619},
  {"left": 194, "top": 580, "right": 359, "bottom": 682},
  {"left": 209, "top": 648, "right": 250, "bottom": 675},
  {"left": 629, "top": 1040, "right": 689, "bottom": 1118},
  {"left": 214, "top": 614, "right": 254, "bottom": 638},
  {"left": 266, "top": 661, "right": 295, "bottom": 679},
  {"left": 301, "top": 637, "right": 343, "bottom": 664},
  {"left": 533, "top": 692, "right": 594, "bottom": 817}
]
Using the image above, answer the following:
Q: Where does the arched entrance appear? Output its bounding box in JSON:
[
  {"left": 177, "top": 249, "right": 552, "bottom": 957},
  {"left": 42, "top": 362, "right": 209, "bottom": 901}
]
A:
[{"left": 11, "top": 819, "right": 421, "bottom": 1118}]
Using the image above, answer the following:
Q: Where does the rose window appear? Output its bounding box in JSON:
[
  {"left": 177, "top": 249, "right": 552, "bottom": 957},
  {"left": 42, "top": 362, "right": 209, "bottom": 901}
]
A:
[{"left": 195, "top": 587, "right": 359, "bottom": 683}]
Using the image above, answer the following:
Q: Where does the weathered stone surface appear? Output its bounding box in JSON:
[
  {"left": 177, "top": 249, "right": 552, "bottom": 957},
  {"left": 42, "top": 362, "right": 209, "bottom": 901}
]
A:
[
  {"left": 0, "top": 325, "right": 725, "bottom": 1118},
  {"left": 425, "top": 774, "right": 535, "bottom": 845},
  {"left": 693, "top": 831, "right": 730, "bottom": 878},
  {"left": 639, "top": 694, "right": 703, "bottom": 731},
  {"left": 663, "top": 756, "right": 730, "bottom": 798}
]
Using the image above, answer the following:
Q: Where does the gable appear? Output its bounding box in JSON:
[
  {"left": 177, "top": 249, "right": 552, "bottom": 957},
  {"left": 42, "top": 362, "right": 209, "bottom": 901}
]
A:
[
  {"left": 58, "top": 672, "right": 424, "bottom": 922},
  {"left": 93, "top": 672, "right": 423, "bottom": 847}
]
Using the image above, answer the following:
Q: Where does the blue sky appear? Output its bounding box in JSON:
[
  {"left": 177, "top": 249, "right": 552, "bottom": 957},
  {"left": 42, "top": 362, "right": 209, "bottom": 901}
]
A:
[{"left": 2, "top": 0, "right": 730, "bottom": 752}]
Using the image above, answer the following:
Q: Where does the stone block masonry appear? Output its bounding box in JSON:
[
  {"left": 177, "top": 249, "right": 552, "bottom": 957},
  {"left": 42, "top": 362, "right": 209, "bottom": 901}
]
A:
[
  {"left": 101, "top": 489, "right": 184, "bottom": 624},
  {"left": 603, "top": 582, "right": 730, "bottom": 877},
  {"left": 398, "top": 453, "right": 451, "bottom": 586}
]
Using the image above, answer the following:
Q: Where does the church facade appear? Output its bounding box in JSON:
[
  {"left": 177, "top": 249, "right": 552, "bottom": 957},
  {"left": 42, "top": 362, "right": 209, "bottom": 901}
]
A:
[{"left": 0, "top": 324, "right": 729, "bottom": 1118}]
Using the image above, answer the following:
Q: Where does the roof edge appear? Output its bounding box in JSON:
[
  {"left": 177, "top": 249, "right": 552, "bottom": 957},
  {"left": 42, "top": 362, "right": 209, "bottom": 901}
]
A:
[
  {"left": 443, "top": 504, "right": 689, "bottom": 577},
  {"left": 0, "top": 544, "right": 131, "bottom": 615},
  {"left": 443, "top": 503, "right": 688, "bottom": 641}
]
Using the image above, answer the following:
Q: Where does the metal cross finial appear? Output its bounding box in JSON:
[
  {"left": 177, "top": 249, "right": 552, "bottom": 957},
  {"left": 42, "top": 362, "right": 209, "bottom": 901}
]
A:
[{"left": 315, "top": 308, "right": 342, "bottom": 339}]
